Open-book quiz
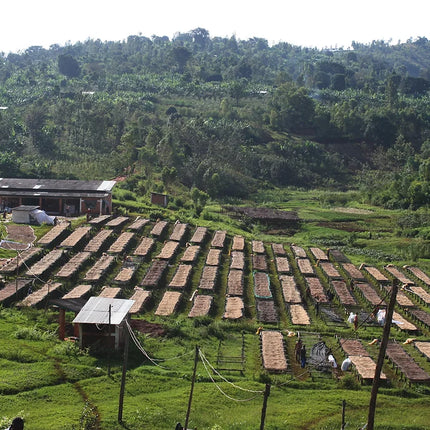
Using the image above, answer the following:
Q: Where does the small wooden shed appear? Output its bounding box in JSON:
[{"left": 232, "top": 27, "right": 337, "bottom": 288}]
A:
[
  {"left": 72, "top": 297, "right": 134, "bottom": 350},
  {"left": 12, "top": 205, "right": 39, "bottom": 223}
]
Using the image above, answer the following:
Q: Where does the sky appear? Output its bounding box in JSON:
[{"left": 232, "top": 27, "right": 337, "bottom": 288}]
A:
[{"left": 1, "top": 0, "right": 430, "bottom": 54}]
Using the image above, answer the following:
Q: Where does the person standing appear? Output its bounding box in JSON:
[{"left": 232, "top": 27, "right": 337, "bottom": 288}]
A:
[{"left": 300, "top": 345, "right": 307, "bottom": 368}]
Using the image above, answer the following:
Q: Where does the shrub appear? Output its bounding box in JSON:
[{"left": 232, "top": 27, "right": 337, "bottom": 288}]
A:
[
  {"left": 338, "top": 374, "right": 360, "bottom": 390},
  {"left": 14, "top": 326, "right": 56, "bottom": 341}
]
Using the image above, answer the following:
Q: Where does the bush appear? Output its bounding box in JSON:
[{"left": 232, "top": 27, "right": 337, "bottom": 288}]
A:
[
  {"left": 338, "top": 374, "right": 360, "bottom": 390},
  {"left": 14, "top": 326, "right": 56, "bottom": 341}
]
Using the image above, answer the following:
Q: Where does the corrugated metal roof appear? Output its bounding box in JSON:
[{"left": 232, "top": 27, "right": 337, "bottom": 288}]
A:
[
  {"left": 72, "top": 297, "right": 134, "bottom": 325},
  {"left": 0, "top": 178, "right": 116, "bottom": 192}
]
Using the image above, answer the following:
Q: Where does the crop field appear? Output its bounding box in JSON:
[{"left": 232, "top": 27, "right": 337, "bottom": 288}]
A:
[{"left": 1, "top": 194, "right": 430, "bottom": 429}]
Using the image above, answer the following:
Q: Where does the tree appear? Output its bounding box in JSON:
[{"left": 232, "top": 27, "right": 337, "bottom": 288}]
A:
[
  {"left": 171, "top": 46, "right": 192, "bottom": 73},
  {"left": 58, "top": 54, "right": 80, "bottom": 78},
  {"left": 270, "top": 83, "right": 315, "bottom": 133}
]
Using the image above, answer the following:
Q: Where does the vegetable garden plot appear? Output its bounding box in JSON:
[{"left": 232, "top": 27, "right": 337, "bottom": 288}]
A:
[
  {"left": 408, "top": 308, "right": 430, "bottom": 327},
  {"left": 56, "top": 251, "right": 92, "bottom": 278},
  {"left": 392, "top": 312, "right": 418, "bottom": 331},
  {"left": 355, "top": 282, "right": 385, "bottom": 306},
  {"left": 386, "top": 342, "right": 430, "bottom": 383},
  {"left": 227, "top": 269, "right": 244, "bottom": 296},
  {"left": 405, "top": 266, "right": 430, "bottom": 286},
  {"left": 206, "top": 248, "right": 221, "bottom": 266},
  {"left": 188, "top": 294, "right": 213, "bottom": 317},
  {"left": 363, "top": 265, "right": 389, "bottom": 283},
  {"left": 180, "top": 245, "right": 200, "bottom": 263},
  {"left": 59, "top": 226, "right": 92, "bottom": 249},
  {"left": 0, "top": 279, "right": 32, "bottom": 303},
  {"left": 319, "top": 261, "right": 342, "bottom": 280},
  {"left": 99, "top": 286, "right": 121, "bottom": 298},
  {"left": 169, "top": 222, "right": 188, "bottom": 242},
  {"left": 291, "top": 245, "right": 307, "bottom": 258},
  {"left": 252, "top": 240, "right": 265, "bottom": 254},
  {"left": 271, "top": 243, "right": 286, "bottom": 256},
  {"left": 105, "top": 216, "right": 129, "bottom": 229},
  {"left": 128, "top": 218, "right": 149, "bottom": 232},
  {"left": 88, "top": 214, "right": 111, "bottom": 226},
  {"left": 260, "top": 330, "right": 287, "bottom": 372},
  {"left": 62, "top": 284, "right": 92, "bottom": 299},
  {"left": 305, "top": 277, "right": 328, "bottom": 303},
  {"left": 155, "top": 291, "right": 181, "bottom": 316},
  {"left": 129, "top": 287, "right": 151, "bottom": 314},
  {"left": 199, "top": 265, "right": 218, "bottom": 291},
  {"left": 20, "top": 282, "right": 62, "bottom": 307},
  {"left": 84, "top": 254, "right": 116, "bottom": 282},
  {"left": 189, "top": 226, "right": 207, "bottom": 244},
  {"left": 140, "top": 259, "right": 169, "bottom": 288},
  {"left": 150, "top": 220, "right": 168, "bottom": 237},
  {"left": 230, "top": 251, "right": 245, "bottom": 270},
  {"left": 223, "top": 296, "right": 244, "bottom": 319},
  {"left": 280, "top": 275, "right": 302, "bottom": 304},
  {"left": 231, "top": 235, "right": 245, "bottom": 251},
  {"left": 107, "top": 232, "right": 135, "bottom": 254},
  {"left": 275, "top": 256, "right": 290, "bottom": 274},
  {"left": 37, "top": 223, "right": 69, "bottom": 247},
  {"left": 297, "top": 258, "right": 315, "bottom": 276},
  {"left": 254, "top": 271, "right": 272, "bottom": 299},
  {"left": 310, "top": 247, "right": 328, "bottom": 261},
  {"left": 252, "top": 254, "right": 268, "bottom": 272},
  {"left": 84, "top": 229, "right": 114, "bottom": 253},
  {"left": 114, "top": 261, "right": 138, "bottom": 284},
  {"left": 156, "top": 241, "right": 179, "bottom": 260},
  {"left": 256, "top": 299, "right": 278, "bottom": 323},
  {"left": 342, "top": 263, "right": 366, "bottom": 282},
  {"left": 331, "top": 280, "right": 357, "bottom": 306},
  {"left": 211, "top": 230, "right": 227, "bottom": 248},
  {"left": 409, "top": 286, "right": 430, "bottom": 305},
  {"left": 288, "top": 304, "right": 311, "bottom": 325},
  {"left": 168, "top": 264, "right": 192, "bottom": 289},
  {"left": 133, "top": 237, "right": 155, "bottom": 257},
  {"left": 383, "top": 286, "right": 415, "bottom": 307},
  {"left": 0, "top": 247, "right": 41, "bottom": 274},
  {"left": 415, "top": 341, "right": 430, "bottom": 360},
  {"left": 384, "top": 265, "right": 414, "bottom": 285},
  {"left": 26, "top": 249, "right": 64, "bottom": 277}
]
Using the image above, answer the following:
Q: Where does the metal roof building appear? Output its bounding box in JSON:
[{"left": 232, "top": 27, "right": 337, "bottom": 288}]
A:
[
  {"left": 0, "top": 178, "right": 115, "bottom": 216},
  {"left": 73, "top": 297, "right": 134, "bottom": 350}
]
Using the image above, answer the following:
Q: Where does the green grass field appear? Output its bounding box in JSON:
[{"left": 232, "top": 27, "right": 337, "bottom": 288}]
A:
[{"left": 2, "top": 189, "right": 430, "bottom": 429}]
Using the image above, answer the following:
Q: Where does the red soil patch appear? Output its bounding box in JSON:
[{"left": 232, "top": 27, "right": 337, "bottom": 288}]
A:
[{"left": 130, "top": 320, "right": 166, "bottom": 337}]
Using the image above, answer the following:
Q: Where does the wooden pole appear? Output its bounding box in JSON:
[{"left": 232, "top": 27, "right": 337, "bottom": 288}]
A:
[
  {"left": 107, "top": 304, "right": 112, "bottom": 377},
  {"left": 184, "top": 345, "right": 199, "bottom": 430},
  {"left": 367, "top": 282, "right": 398, "bottom": 430},
  {"left": 341, "top": 400, "right": 346, "bottom": 430},
  {"left": 118, "top": 324, "right": 130, "bottom": 423},
  {"left": 260, "top": 383, "right": 271, "bottom": 430}
]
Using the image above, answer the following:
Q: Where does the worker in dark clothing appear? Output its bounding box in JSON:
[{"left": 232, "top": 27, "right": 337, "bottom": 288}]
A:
[{"left": 300, "top": 345, "right": 307, "bottom": 368}]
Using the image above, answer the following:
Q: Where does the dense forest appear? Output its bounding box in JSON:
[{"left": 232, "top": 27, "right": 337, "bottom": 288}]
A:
[{"left": 1, "top": 29, "right": 430, "bottom": 209}]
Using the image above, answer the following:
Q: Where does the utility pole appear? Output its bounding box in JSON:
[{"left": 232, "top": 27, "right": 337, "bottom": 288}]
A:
[
  {"left": 118, "top": 324, "right": 130, "bottom": 423},
  {"left": 184, "top": 345, "right": 199, "bottom": 430},
  {"left": 367, "top": 281, "right": 398, "bottom": 430},
  {"left": 260, "top": 383, "right": 271, "bottom": 430}
]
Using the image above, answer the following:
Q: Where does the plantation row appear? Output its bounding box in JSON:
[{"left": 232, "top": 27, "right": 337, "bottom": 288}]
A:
[{"left": 2, "top": 214, "right": 430, "bottom": 384}]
